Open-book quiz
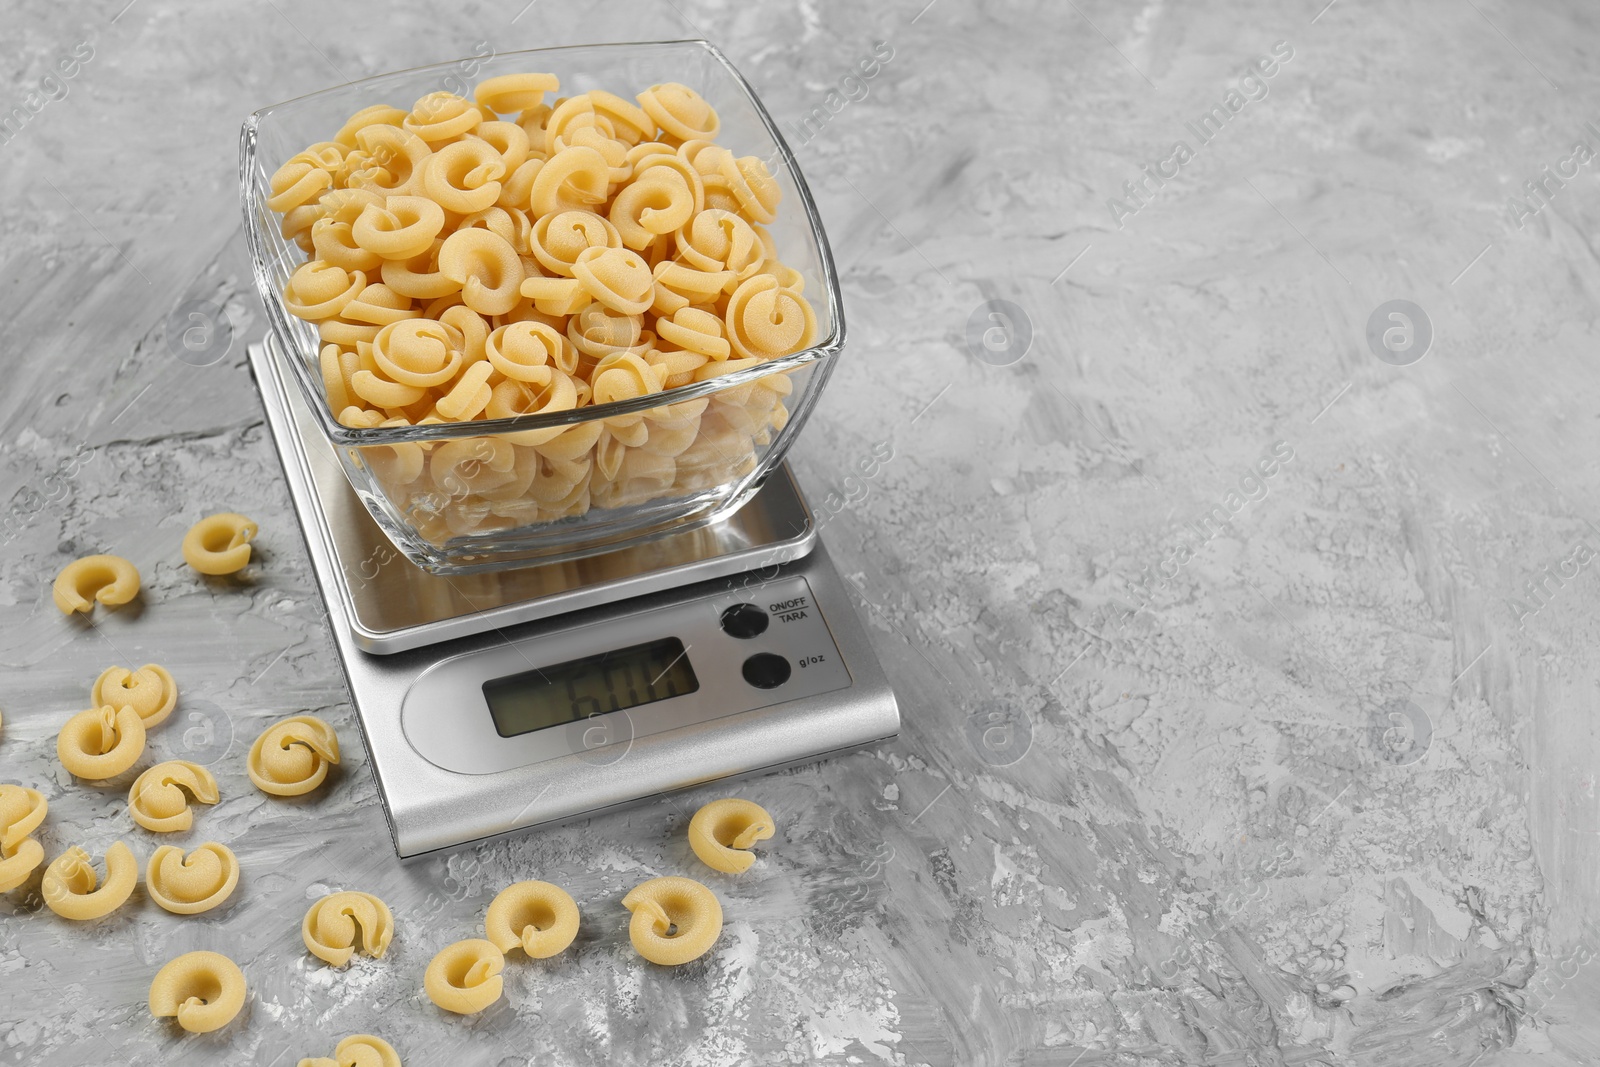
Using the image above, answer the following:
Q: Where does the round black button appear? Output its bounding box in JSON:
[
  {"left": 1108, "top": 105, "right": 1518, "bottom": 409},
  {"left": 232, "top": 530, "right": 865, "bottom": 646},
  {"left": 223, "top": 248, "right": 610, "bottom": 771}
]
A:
[
  {"left": 741, "top": 652, "right": 791, "bottom": 689},
  {"left": 719, "top": 603, "right": 769, "bottom": 639}
]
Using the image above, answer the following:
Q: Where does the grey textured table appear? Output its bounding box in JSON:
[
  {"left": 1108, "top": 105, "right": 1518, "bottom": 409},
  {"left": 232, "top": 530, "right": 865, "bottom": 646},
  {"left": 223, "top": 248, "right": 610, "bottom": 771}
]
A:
[{"left": 3, "top": 1, "right": 1598, "bottom": 1064}]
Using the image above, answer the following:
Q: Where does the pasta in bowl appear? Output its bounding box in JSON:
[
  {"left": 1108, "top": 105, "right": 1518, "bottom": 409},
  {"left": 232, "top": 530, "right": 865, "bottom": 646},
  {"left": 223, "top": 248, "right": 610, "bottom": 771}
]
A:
[{"left": 242, "top": 41, "right": 844, "bottom": 573}]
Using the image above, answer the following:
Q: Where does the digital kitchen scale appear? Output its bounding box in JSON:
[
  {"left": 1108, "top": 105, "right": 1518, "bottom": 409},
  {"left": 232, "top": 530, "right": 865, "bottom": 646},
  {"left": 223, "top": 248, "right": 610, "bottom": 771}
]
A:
[{"left": 246, "top": 336, "right": 900, "bottom": 858}]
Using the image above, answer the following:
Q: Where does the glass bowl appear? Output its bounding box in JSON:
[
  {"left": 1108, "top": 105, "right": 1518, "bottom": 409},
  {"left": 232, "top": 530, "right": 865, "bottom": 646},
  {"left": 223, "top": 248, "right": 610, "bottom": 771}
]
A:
[{"left": 240, "top": 40, "right": 843, "bottom": 573}]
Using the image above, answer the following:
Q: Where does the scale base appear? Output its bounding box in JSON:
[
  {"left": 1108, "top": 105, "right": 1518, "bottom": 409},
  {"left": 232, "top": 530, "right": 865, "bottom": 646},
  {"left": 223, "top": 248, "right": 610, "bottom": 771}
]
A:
[{"left": 248, "top": 340, "right": 900, "bottom": 857}]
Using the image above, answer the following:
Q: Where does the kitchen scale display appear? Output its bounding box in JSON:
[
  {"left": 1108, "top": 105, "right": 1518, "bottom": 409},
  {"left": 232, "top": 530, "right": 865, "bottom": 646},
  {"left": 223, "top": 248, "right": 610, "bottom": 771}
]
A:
[{"left": 248, "top": 336, "right": 900, "bottom": 857}]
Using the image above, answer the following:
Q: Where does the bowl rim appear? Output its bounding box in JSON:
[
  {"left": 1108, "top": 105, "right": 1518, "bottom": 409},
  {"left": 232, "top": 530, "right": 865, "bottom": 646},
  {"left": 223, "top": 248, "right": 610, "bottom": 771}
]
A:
[{"left": 240, "top": 38, "right": 845, "bottom": 447}]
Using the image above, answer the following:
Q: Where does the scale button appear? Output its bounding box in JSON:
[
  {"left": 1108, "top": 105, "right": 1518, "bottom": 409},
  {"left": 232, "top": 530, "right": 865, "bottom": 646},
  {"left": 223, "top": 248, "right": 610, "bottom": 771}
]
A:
[
  {"left": 741, "top": 652, "right": 791, "bottom": 689},
  {"left": 720, "top": 603, "right": 770, "bottom": 639}
]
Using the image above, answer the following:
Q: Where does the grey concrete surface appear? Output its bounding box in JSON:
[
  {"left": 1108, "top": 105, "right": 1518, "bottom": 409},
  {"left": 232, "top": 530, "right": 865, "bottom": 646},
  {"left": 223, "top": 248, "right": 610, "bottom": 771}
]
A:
[{"left": 4, "top": 1, "right": 1600, "bottom": 1064}]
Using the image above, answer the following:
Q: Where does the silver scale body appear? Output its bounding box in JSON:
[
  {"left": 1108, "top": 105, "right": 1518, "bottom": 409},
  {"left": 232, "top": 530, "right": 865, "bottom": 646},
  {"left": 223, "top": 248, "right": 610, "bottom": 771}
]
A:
[{"left": 248, "top": 336, "right": 900, "bottom": 858}]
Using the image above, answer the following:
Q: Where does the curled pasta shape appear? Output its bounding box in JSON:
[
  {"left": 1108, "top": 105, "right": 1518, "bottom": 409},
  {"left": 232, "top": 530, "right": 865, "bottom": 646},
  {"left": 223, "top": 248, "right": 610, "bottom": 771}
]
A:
[
  {"left": 656, "top": 307, "right": 731, "bottom": 361},
  {"left": 725, "top": 274, "right": 817, "bottom": 359},
  {"left": 129, "top": 761, "right": 219, "bottom": 833},
  {"left": 302, "top": 891, "right": 394, "bottom": 967},
  {"left": 347, "top": 125, "right": 432, "bottom": 197},
  {"left": 529, "top": 145, "right": 609, "bottom": 217},
  {"left": 42, "top": 841, "right": 138, "bottom": 919},
  {"left": 380, "top": 239, "right": 454, "bottom": 301},
  {"left": 403, "top": 91, "right": 482, "bottom": 144},
  {"left": 473, "top": 121, "right": 531, "bottom": 173},
  {"left": 530, "top": 210, "right": 619, "bottom": 277},
  {"left": 475, "top": 72, "right": 559, "bottom": 115},
  {"left": 621, "top": 876, "right": 723, "bottom": 966},
  {"left": 637, "top": 83, "right": 719, "bottom": 142},
  {"left": 352, "top": 196, "right": 446, "bottom": 260},
  {"left": 435, "top": 360, "right": 495, "bottom": 421},
  {"left": 424, "top": 939, "right": 505, "bottom": 1014},
  {"left": 53, "top": 554, "right": 140, "bottom": 615},
  {"left": 688, "top": 798, "right": 775, "bottom": 873},
  {"left": 343, "top": 282, "right": 419, "bottom": 327},
  {"left": 182, "top": 513, "right": 259, "bottom": 576},
  {"left": 519, "top": 275, "right": 591, "bottom": 317},
  {"left": 297, "top": 1034, "right": 402, "bottom": 1067},
  {"left": 675, "top": 208, "right": 759, "bottom": 277},
  {"left": 0, "top": 785, "right": 47, "bottom": 892},
  {"left": 609, "top": 169, "right": 695, "bottom": 250},
  {"left": 149, "top": 950, "right": 247, "bottom": 1033},
  {"left": 334, "top": 104, "right": 407, "bottom": 148},
  {"left": 372, "top": 319, "right": 463, "bottom": 388},
  {"left": 312, "top": 218, "right": 382, "bottom": 273},
  {"left": 483, "top": 880, "right": 580, "bottom": 958},
  {"left": 431, "top": 437, "right": 517, "bottom": 496},
  {"left": 58, "top": 705, "right": 146, "bottom": 780},
  {"left": 0, "top": 785, "right": 47, "bottom": 853},
  {"left": 91, "top": 663, "right": 178, "bottom": 728},
  {"left": 591, "top": 352, "right": 664, "bottom": 408},
  {"left": 459, "top": 204, "right": 532, "bottom": 252},
  {"left": 572, "top": 246, "right": 653, "bottom": 316},
  {"left": 285, "top": 262, "right": 366, "bottom": 321},
  {"left": 146, "top": 841, "right": 239, "bottom": 914},
  {"left": 421, "top": 139, "right": 506, "bottom": 215},
  {"left": 248, "top": 715, "right": 341, "bottom": 796},
  {"left": 0, "top": 836, "right": 43, "bottom": 893},
  {"left": 718, "top": 154, "right": 782, "bottom": 224},
  {"left": 486, "top": 375, "right": 579, "bottom": 447},
  {"left": 567, "top": 304, "right": 645, "bottom": 360},
  {"left": 486, "top": 321, "right": 565, "bottom": 381},
  {"left": 267, "top": 158, "right": 333, "bottom": 213},
  {"left": 589, "top": 89, "right": 654, "bottom": 145},
  {"left": 438, "top": 228, "right": 523, "bottom": 317}
]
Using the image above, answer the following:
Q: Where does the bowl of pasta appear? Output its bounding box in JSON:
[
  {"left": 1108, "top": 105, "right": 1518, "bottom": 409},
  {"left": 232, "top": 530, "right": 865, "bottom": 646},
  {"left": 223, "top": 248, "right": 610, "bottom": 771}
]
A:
[{"left": 240, "top": 40, "right": 843, "bottom": 573}]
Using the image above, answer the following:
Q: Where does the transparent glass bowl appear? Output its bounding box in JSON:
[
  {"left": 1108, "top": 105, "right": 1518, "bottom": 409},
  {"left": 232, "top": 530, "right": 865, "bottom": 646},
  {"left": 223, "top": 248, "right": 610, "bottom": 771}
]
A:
[{"left": 240, "top": 40, "right": 843, "bottom": 573}]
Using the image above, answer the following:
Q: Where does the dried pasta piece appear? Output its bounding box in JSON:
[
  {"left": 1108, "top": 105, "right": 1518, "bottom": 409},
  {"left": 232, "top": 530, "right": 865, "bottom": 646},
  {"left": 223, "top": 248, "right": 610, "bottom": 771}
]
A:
[
  {"left": 608, "top": 168, "right": 695, "bottom": 249},
  {"left": 302, "top": 890, "right": 394, "bottom": 967},
  {"left": 146, "top": 841, "right": 239, "bottom": 914},
  {"left": 656, "top": 306, "right": 730, "bottom": 361},
  {"left": 424, "top": 938, "right": 505, "bottom": 1014},
  {"left": 0, "top": 785, "right": 47, "bottom": 892},
  {"left": 248, "top": 715, "right": 340, "bottom": 797},
  {"left": 636, "top": 83, "right": 719, "bottom": 141},
  {"left": 621, "top": 876, "right": 722, "bottom": 965},
  {"left": 182, "top": 513, "right": 259, "bottom": 576},
  {"left": 267, "top": 158, "right": 333, "bottom": 213},
  {"left": 297, "top": 1034, "right": 402, "bottom": 1067},
  {"left": 420, "top": 139, "right": 506, "bottom": 215},
  {"left": 58, "top": 705, "right": 146, "bottom": 780},
  {"left": 725, "top": 274, "right": 817, "bottom": 359},
  {"left": 476, "top": 72, "right": 559, "bottom": 114},
  {"left": 572, "top": 246, "right": 653, "bottom": 316},
  {"left": 42, "top": 840, "right": 138, "bottom": 919},
  {"left": 0, "top": 785, "right": 46, "bottom": 852},
  {"left": 529, "top": 145, "right": 609, "bottom": 217},
  {"left": 438, "top": 228, "right": 523, "bottom": 316},
  {"left": 91, "top": 663, "right": 178, "bottom": 728},
  {"left": 0, "top": 836, "right": 43, "bottom": 893},
  {"left": 485, "top": 321, "right": 564, "bottom": 381},
  {"left": 352, "top": 196, "right": 446, "bottom": 260},
  {"left": 483, "top": 880, "right": 579, "bottom": 958},
  {"left": 52, "top": 554, "right": 140, "bottom": 615},
  {"left": 347, "top": 125, "right": 432, "bottom": 197},
  {"left": 530, "top": 210, "right": 619, "bottom": 277},
  {"left": 149, "top": 950, "right": 246, "bottom": 1034},
  {"left": 129, "top": 761, "right": 219, "bottom": 832},
  {"left": 404, "top": 91, "right": 483, "bottom": 144},
  {"left": 688, "top": 798, "right": 775, "bottom": 873},
  {"left": 334, "top": 104, "right": 407, "bottom": 148},
  {"left": 285, "top": 262, "right": 367, "bottom": 322}
]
